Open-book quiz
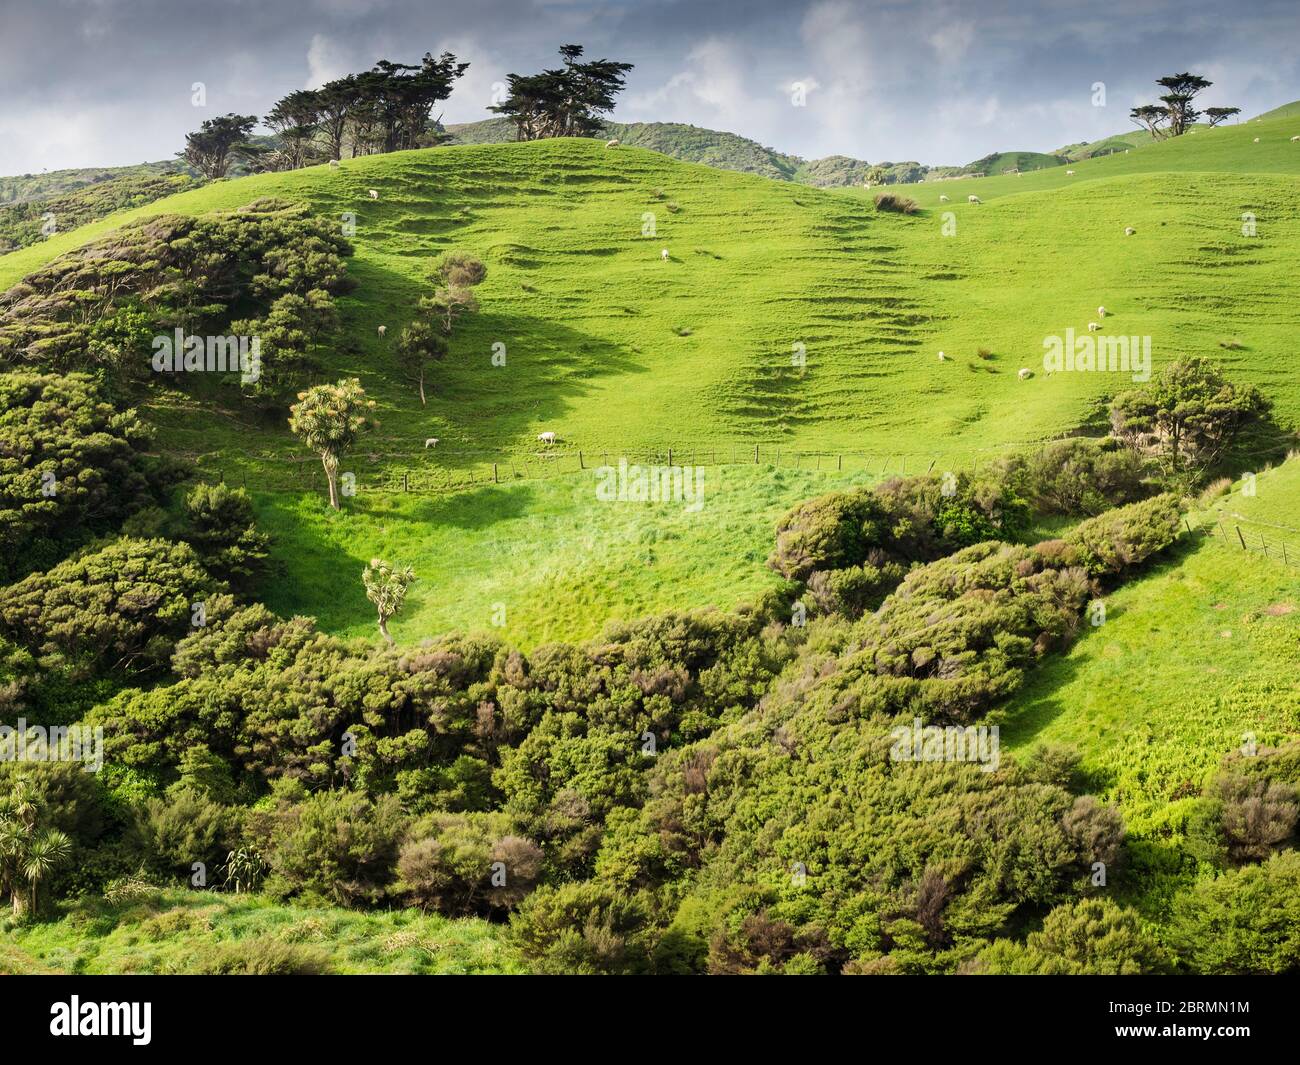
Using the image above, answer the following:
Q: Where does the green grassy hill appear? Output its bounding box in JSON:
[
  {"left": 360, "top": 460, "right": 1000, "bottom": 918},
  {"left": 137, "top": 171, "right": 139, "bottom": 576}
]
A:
[
  {"left": 963, "top": 149, "right": 1065, "bottom": 175},
  {"left": 3, "top": 112, "right": 1299, "bottom": 649},
  {"left": 0, "top": 161, "right": 181, "bottom": 205}
]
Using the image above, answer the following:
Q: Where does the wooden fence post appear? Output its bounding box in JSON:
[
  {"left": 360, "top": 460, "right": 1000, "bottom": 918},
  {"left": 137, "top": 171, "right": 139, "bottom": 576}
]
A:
[{"left": 1236, "top": 525, "right": 1247, "bottom": 549}]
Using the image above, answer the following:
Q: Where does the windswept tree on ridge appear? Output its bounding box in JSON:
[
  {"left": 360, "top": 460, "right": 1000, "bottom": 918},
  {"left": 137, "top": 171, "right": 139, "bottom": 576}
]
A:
[
  {"left": 491, "top": 45, "right": 633, "bottom": 141},
  {"left": 1129, "top": 72, "right": 1235, "bottom": 139},
  {"left": 182, "top": 114, "right": 258, "bottom": 178}
]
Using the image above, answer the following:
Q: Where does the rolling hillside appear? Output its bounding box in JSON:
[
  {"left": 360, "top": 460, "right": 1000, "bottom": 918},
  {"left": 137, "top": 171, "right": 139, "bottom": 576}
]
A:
[{"left": 2, "top": 111, "right": 1299, "bottom": 649}]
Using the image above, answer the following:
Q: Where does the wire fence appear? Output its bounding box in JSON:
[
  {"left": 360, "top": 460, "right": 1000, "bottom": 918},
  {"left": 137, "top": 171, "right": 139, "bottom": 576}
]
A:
[
  {"left": 1188, "top": 511, "right": 1300, "bottom": 568},
  {"left": 193, "top": 437, "right": 1075, "bottom": 496}
]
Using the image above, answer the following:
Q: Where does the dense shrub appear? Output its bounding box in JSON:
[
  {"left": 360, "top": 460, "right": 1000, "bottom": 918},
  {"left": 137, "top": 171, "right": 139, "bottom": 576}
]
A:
[
  {"left": 396, "top": 812, "right": 542, "bottom": 915},
  {"left": 1010, "top": 437, "right": 1150, "bottom": 516},
  {"left": 262, "top": 790, "right": 406, "bottom": 907},
  {"left": 510, "top": 881, "right": 653, "bottom": 974},
  {"left": 1211, "top": 772, "right": 1298, "bottom": 863},
  {"left": 1061, "top": 493, "right": 1182, "bottom": 576},
  {"left": 974, "top": 898, "right": 1167, "bottom": 974},
  {"left": 0, "top": 373, "right": 172, "bottom": 580},
  {"left": 873, "top": 192, "right": 919, "bottom": 214},
  {"left": 1168, "top": 852, "right": 1300, "bottom": 973},
  {"left": 0, "top": 537, "right": 221, "bottom": 681},
  {"left": 178, "top": 483, "right": 271, "bottom": 591},
  {"left": 135, "top": 786, "right": 240, "bottom": 883},
  {"left": 0, "top": 199, "right": 354, "bottom": 399}
]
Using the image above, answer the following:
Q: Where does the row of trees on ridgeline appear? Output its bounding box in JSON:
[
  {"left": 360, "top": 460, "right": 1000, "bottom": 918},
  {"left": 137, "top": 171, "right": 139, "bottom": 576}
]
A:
[
  {"left": 182, "top": 45, "right": 634, "bottom": 179},
  {"left": 1130, "top": 72, "right": 1240, "bottom": 139}
]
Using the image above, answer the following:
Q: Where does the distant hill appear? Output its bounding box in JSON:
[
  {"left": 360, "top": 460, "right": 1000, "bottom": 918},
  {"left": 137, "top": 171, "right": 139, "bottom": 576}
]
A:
[
  {"left": 962, "top": 150, "right": 1065, "bottom": 175},
  {"left": 1253, "top": 99, "right": 1300, "bottom": 122},
  {"left": 0, "top": 161, "right": 182, "bottom": 206},
  {"left": 444, "top": 118, "right": 805, "bottom": 182},
  {"left": 0, "top": 169, "right": 202, "bottom": 253}
]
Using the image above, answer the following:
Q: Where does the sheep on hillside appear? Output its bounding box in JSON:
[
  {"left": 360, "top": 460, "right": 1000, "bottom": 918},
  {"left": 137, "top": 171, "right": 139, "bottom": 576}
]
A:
[
  {"left": 1087, "top": 322, "right": 1100, "bottom": 332},
  {"left": 937, "top": 351, "right": 947, "bottom": 361},
  {"left": 537, "top": 431, "right": 557, "bottom": 445},
  {"left": 1097, "top": 306, "right": 1107, "bottom": 317},
  {"left": 1125, "top": 226, "right": 1136, "bottom": 235},
  {"left": 939, "top": 194, "right": 949, "bottom": 202},
  {"left": 1018, "top": 368, "right": 1033, "bottom": 380},
  {"left": 424, "top": 438, "right": 439, "bottom": 448},
  {"left": 377, "top": 325, "right": 387, "bottom": 337},
  {"left": 1254, "top": 137, "right": 1261, "bottom": 143},
  {"left": 661, "top": 248, "right": 670, "bottom": 261},
  {"left": 1292, "top": 136, "right": 1300, "bottom": 142},
  {"left": 605, "top": 138, "right": 620, "bottom": 148},
  {"left": 368, "top": 189, "right": 379, "bottom": 199},
  {"left": 329, "top": 159, "right": 340, "bottom": 169},
  {"left": 968, "top": 195, "right": 981, "bottom": 204},
  {"left": 1066, "top": 169, "right": 1076, "bottom": 175}
]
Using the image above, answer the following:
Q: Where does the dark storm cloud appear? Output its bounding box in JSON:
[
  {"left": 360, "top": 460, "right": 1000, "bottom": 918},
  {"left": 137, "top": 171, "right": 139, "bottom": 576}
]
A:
[{"left": 2, "top": 0, "right": 1297, "bottom": 174}]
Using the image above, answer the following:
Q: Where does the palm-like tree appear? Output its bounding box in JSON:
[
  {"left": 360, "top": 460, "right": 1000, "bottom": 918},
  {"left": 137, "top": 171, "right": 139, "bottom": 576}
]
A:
[
  {"left": 0, "top": 782, "right": 73, "bottom": 917},
  {"left": 20, "top": 829, "right": 72, "bottom": 916}
]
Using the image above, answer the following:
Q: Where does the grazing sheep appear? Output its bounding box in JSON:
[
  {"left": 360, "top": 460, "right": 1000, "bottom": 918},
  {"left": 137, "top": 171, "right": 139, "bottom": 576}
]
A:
[
  {"left": 377, "top": 325, "right": 387, "bottom": 337},
  {"left": 329, "top": 159, "right": 340, "bottom": 169},
  {"left": 605, "top": 138, "right": 620, "bottom": 148},
  {"left": 1018, "top": 368, "right": 1033, "bottom": 380},
  {"left": 1097, "top": 306, "right": 1107, "bottom": 317},
  {"left": 1087, "top": 322, "right": 1100, "bottom": 332},
  {"left": 939, "top": 194, "right": 949, "bottom": 202},
  {"left": 1125, "top": 226, "right": 1136, "bottom": 235},
  {"left": 661, "top": 248, "right": 670, "bottom": 261},
  {"left": 968, "top": 195, "right": 981, "bottom": 204},
  {"left": 1066, "top": 169, "right": 1075, "bottom": 175},
  {"left": 537, "top": 431, "right": 557, "bottom": 445},
  {"left": 937, "top": 350, "right": 947, "bottom": 361},
  {"left": 424, "top": 437, "right": 439, "bottom": 448},
  {"left": 1253, "top": 137, "right": 1260, "bottom": 143},
  {"left": 368, "top": 189, "right": 379, "bottom": 200},
  {"left": 1291, "top": 136, "right": 1300, "bottom": 142}
]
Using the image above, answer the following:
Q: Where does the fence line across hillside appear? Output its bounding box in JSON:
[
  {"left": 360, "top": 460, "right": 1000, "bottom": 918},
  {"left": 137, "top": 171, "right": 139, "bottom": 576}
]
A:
[
  {"left": 191, "top": 432, "right": 1300, "bottom": 504},
  {"left": 1184, "top": 511, "right": 1300, "bottom": 569},
  {"left": 193, "top": 437, "right": 1086, "bottom": 496}
]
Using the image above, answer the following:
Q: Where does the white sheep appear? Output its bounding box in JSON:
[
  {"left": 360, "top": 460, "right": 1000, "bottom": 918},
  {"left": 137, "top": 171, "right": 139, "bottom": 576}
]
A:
[
  {"left": 1125, "top": 226, "right": 1136, "bottom": 235},
  {"left": 1018, "top": 368, "right": 1033, "bottom": 380},
  {"left": 1254, "top": 137, "right": 1260, "bottom": 143},
  {"left": 661, "top": 248, "right": 670, "bottom": 261},
  {"left": 1087, "top": 322, "right": 1100, "bottom": 332},
  {"left": 537, "top": 431, "right": 557, "bottom": 445},
  {"left": 937, "top": 350, "right": 947, "bottom": 361},
  {"left": 605, "top": 138, "right": 620, "bottom": 148},
  {"left": 939, "top": 194, "right": 949, "bottom": 202},
  {"left": 1291, "top": 136, "right": 1300, "bottom": 142},
  {"left": 968, "top": 195, "right": 981, "bottom": 204},
  {"left": 1066, "top": 169, "right": 1075, "bottom": 175},
  {"left": 424, "top": 437, "right": 439, "bottom": 448},
  {"left": 377, "top": 325, "right": 387, "bottom": 337},
  {"left": 329, "top": 159, "right": 340, "bottom": 169},
  {"left": 368, "top": 189, "right": 379, "bottom": 200},
  {"left": 1097, "top": 306, "right": 1107, "bottom": 317}
]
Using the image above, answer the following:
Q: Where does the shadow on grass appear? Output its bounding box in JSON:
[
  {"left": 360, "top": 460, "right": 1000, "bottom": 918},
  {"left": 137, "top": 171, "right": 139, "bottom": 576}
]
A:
[{"left": 994, "top": 537, "right": 1206, "bottom": 760}]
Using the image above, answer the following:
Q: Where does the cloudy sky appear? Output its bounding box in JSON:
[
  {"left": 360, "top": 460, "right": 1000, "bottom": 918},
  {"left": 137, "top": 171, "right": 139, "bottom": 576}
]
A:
[{"left": 3, "top": 0, "right": 1298, "bottom": 175}]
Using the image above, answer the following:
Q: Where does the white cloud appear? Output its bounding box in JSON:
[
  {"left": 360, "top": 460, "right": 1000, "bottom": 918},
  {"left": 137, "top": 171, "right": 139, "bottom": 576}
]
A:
[{"left": 306, "top": 34, "right": 355, "bottom": 89}]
